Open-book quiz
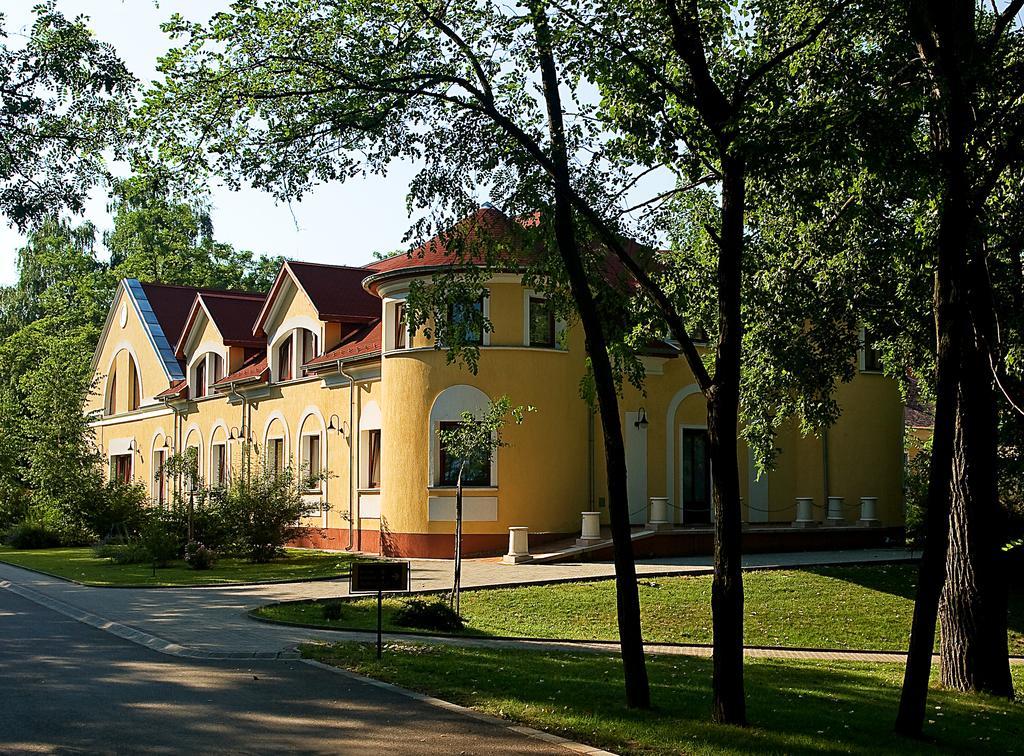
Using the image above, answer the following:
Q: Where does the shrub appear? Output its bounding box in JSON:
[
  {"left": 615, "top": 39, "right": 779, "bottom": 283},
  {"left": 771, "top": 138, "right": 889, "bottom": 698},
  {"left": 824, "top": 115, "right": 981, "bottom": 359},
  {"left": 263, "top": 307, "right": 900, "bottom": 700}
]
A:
[
  {"left": 94, "top": 541, "right": 151, "bottom": 565},
  {"left": 218, "top": 451, "right": 326, "bottom": 563},
  {"left": 322, "top": 601, "right": 344, "bottom": 621},
  {"left": 903, "top": 435, "right": 930, "bottom": 548},
  {"left": 183, "top": 540, "right": 216, "bottom": 570},
  {"left": 3, "top": 520, "right": 61, "bottom": 549},
  {"left": 140, "top": 516, "right": 181, "bottom": 567},
  {"left": 78, "top": 479, "right": 150, "bottom": 541},
  {"left": 393, "top": 599, "right": 464, "bottom": 632}
]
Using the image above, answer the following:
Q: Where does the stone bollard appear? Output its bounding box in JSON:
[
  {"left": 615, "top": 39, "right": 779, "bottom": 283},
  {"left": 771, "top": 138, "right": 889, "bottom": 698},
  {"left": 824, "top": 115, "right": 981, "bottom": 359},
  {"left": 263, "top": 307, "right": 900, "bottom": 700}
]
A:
[
  {"left": 647, "top": 497, "right": 670, "bottom": 531},
  {"left": 502, "top": 526, "right": 533, "bottom": 564},
  {"left": 793, "top": 497, "right": 817, "bottom": 528},
  {"left": 827, "top": 496, "right": 845, "bottom": 525},
  {"left": 576, "top": 511, "right": 603, "bottom": 546},
  {"left": 858, "top": 497, "right": 880, "bottom": 527}
]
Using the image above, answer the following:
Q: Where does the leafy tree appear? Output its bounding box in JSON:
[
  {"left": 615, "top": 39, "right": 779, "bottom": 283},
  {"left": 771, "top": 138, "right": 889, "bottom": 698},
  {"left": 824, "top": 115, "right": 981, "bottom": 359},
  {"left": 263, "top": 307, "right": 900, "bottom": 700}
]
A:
[
  {"left": 437, "top": 396, "right": 531, "bottom": 613},
  {"left": 0, "top": 2, "right": 134, "bottom": 229}
]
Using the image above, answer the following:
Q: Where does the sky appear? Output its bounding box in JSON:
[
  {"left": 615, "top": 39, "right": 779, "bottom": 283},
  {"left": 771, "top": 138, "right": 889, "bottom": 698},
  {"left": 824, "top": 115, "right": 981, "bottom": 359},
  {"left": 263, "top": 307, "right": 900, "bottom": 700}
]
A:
[{"left": 0, "top": 1, "right": 423, "bottom": 285}]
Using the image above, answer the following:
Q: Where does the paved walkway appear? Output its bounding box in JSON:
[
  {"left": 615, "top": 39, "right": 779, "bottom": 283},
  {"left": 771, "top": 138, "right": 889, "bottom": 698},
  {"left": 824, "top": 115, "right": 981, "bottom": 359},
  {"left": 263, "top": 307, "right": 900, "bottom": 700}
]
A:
[{"left": 0, "top": 547, "right": 937, "bottom": 663}]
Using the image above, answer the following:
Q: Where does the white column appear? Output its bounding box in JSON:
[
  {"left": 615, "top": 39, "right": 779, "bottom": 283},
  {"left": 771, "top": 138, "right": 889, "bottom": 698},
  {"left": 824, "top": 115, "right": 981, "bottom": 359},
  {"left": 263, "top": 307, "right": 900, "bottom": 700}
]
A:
[
  {"left": 793, "top": 497, "right": 817, "bottom": 528},
  {"left": 501, "top": 527, "right": 533, "bottom": 564},
  {"left": 576, "top": 511, "right": 603, "bottom": 545},
  {"left": 827, "top": 496, "right": 845, "bottom": 525},
  {"left": 858, "top": 497, "right": 880, "bottom": 527}
]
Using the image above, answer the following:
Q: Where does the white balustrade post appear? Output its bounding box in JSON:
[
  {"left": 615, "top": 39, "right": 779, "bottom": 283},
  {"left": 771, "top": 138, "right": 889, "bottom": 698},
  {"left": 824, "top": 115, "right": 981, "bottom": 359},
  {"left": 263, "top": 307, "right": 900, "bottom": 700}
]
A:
[
  {"left": 576, "top": 511, "right": 603, "bottom": 546},
  {"left": 501, "top": 526, "right": 533, "bottom": 564},
  {"left": 647, "top": 497, "right": 670, "bottom": 531},
  {"left": 793, "top": 497, "right": 817, "bottom": 528},
  {"left": 827, "top": 496, "right": 845, "bottom": 525},
  {"left": 858, "top": 497, "right": 880, "bottom": 527}
]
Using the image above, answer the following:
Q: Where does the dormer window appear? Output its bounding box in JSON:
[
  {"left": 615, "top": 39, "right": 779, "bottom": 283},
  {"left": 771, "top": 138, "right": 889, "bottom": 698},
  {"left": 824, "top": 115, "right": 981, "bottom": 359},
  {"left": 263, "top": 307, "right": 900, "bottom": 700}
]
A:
[
  {"left": 278, "top": 337, "right": 293, "bottom": 382},
  {"left": 191, "top": 353, "right": 224, "bottom": 399},
  {"left": 394, "top": 303, "right": 407, "bottom": 349}
]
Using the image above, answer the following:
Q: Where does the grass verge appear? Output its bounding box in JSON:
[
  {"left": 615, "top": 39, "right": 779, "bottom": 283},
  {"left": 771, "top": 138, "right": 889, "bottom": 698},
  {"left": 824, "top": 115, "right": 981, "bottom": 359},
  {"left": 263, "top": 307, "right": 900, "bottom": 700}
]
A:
[
  {"left": 303, "top": 641, "right": 1024, "bottom": 755},
  {"left": 258, "top": 564, "right": 1024, "bottom": 653},
  {"left": 0, "top": 546, "right": 359, "bottom": 586}
]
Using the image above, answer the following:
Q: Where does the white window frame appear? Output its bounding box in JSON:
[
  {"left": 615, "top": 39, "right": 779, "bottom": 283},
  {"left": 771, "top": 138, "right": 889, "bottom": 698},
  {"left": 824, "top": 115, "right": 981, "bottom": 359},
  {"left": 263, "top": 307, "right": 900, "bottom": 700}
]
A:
[
  {"left": 522, "top": 289, "right": 566, "bottom": 349},
  {"left": 210, "top": 442, "right": 228, "bottom": 489},
  {"left": 267, "top": 437, "right": 286, "bottom": 475},
  {"left": 299, "top": 432, "right": 323, "bottom": 492},
  {"left": 858, "top": 327, "right": 883, "bottom": 374}
]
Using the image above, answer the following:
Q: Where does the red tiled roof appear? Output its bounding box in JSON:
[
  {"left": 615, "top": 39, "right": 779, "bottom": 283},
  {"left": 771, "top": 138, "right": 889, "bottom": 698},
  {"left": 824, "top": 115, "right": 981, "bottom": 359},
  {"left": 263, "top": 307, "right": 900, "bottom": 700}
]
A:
[
  {"left": 287, "top": 261, "right": 380, "bottom": 322},
  {"left": 214, "top": 352, "right": 269, "bottom": 388},
  {"left": 174, "top": 291, "right": 267, "bottom": 357},
  {"left": 140, "top": 282, "right": 257, "bottom": 351},
  {"left": 201, "top": 292, "right": 267, "bottom": 347},
  {"left": 305, "top": 320, "right": 383, "bottom": 368},
  {"left": 364, "top": 207, "right": 529, "bottom": 281},
  {"left": 155, "top": 379, "right": 187, "bottom": 400}
]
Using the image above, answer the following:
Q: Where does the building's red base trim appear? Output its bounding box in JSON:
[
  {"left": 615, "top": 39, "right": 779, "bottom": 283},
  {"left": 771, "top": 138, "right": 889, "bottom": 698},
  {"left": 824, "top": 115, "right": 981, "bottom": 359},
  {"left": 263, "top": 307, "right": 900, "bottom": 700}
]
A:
[
  {"left": 289, "top": 528, "right": 571, "bottom": 559},
  {"left": 578, "top": 525, "right": 905, "bottom": 562}
]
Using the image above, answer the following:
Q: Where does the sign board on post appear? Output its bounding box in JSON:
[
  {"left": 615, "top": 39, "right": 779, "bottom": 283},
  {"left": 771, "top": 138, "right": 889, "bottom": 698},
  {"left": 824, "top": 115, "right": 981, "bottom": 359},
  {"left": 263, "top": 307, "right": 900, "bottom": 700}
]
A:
[{"left": 349, "top": 561, "right": 411, "bottom": 659}]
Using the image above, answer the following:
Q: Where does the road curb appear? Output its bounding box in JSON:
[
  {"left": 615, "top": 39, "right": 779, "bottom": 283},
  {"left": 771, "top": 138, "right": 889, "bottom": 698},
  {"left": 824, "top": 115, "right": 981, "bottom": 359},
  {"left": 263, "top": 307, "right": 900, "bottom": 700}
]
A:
[{"left": 301, "top": 657, "right": 618, "bottom": 755}]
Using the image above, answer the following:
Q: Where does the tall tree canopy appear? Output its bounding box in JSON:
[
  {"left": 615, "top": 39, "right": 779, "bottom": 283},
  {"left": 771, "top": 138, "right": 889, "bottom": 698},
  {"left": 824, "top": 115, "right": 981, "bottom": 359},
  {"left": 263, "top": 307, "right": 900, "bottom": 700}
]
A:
[{"left": 0, "top": 2, "right": 134, "bottom": 229}]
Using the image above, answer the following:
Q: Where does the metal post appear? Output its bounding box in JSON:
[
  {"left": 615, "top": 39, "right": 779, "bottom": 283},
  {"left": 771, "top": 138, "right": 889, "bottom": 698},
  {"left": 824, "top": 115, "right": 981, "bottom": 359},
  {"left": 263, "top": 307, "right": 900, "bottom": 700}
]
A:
[{"left": 376, "top": 589, "right": 383, "bottom": 659}]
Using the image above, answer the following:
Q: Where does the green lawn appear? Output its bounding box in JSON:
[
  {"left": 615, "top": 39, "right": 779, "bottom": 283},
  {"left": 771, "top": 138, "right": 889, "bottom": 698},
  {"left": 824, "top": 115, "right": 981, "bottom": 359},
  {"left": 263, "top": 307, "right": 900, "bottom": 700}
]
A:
[
  {"left": 304, "top": 641, "right": 1024, "bottom": 755},
  {"left": 259, "top": 565, "right": 1024, "bottom": 654},
  {"left": 0, "top": 546, "right": 360, "bottom": 586}
]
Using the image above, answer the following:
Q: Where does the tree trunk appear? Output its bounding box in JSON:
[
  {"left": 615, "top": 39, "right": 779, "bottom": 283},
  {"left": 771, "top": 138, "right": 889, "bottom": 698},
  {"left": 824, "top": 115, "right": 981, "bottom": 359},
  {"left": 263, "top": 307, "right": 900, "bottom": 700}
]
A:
[
  {"left": 531, "top": 5, "right": 650, "bottom": 709},
  {"left": 938, "top": 337, "right": 1013, "bottom": 696},
  {"left": 708, "top": 152, "right": 747, "bottom": 726},
  {"left": 896, "top": 0, "right": 975, "bottom": 735}
]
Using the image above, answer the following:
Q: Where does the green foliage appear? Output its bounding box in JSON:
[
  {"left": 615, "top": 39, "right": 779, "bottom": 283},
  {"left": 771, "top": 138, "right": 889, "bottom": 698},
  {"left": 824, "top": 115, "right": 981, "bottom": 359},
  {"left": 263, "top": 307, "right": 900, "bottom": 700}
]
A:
[
  {"left": 322, "top": 601, "right": 344, "bottom": 621},
  {"left": 3, "top": 520, "right": 61, "bottom": 550},
  {"left": 393, "top": 599, "right": 465, "bottom": 632},
  {"left": 140, "top": 514, "right": 182, "bottom": 567},
  {"left": 78, "top": 479, "right": 150, "bottom": 541},
  {"left": 218, "top": 446, "right": 326, "bottom": 563},
  {"left": 0, "top": 2, "right": 134, "bottom": 229},
  {"left": 904, "top": 436, "right": 931, "bottom": 548}
]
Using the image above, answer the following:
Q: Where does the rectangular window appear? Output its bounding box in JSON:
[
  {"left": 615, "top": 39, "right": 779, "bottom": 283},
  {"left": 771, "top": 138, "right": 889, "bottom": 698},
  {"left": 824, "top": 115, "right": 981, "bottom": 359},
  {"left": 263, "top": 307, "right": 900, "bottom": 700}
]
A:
[
  {"left": 862, "top": 330, "right": 883, "bottom": 373},
  {"left": 268, "top": 438, "right": 285, "bottom": 475},
  {"left": 211, "top": 443, "right": 227, "bottom": 488},
  {"left": 367, "top": 429, "right": 382, "bottom": 489},
  {"left": 194, "top": 360, "right": 207, "bottom": 399},
  {"left": 301, "top": 434, "right": 321, "bottom": 490},
  {"left": 528, "top": 296, "right": 556, "bottom": 347},
  {"left": 211, "top": 354, "right": 223, "bottom": 384},
  {"left": 302, "top": 330, "right": 317, "bottom": 364},
  {"left": 278, "top": 337, "right": 293, "bottom": 382},
  {"left": 111, "top": 454, "right": 132, "bottom": 484},
  {"left": 153, "top": 450, "right": 166, "bottom": 506},
  {"left": 438, "top": 421, "right": 490, "bottom": 487},
  {"left": 448, "top": 296, "right": 484, "bottom": 345},
  {"left": 394, "top": 303, "right": 407, "bottom": 349}
]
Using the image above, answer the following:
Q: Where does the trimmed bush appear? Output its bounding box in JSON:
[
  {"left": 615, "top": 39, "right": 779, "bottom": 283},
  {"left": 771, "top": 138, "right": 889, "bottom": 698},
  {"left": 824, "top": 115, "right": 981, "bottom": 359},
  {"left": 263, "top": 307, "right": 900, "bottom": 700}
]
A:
[
  {"left": 322, "top": 601, "right": 344, "bottom": 621},
  {"left": 393, "top": 599, "right": 464, "bottom": 632},
  {"left": 94, "top": 541, "right": 151, "bottom": 565},
  {"left": 183, "top": 541, "right": 216, "bottom": 570},
  {"left": 3, "top": 520, "right": 61, "bottom": 549}
]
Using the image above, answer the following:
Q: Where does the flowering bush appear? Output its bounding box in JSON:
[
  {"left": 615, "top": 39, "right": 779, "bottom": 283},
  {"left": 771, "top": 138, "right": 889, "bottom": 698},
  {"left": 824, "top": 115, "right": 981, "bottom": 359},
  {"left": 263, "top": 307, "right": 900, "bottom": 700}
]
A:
[{"left": 183, "top": 540, "right": 216, "bottom": 570}]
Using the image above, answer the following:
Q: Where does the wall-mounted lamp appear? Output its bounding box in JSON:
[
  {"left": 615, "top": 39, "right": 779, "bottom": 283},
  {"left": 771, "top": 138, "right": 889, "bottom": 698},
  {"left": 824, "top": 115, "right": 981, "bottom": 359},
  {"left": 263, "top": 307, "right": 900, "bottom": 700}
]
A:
[
  {"left": 127, "top": 438, "right": 138, "bottom": 453},
  {"left": 229, "top": 426, "right": 240, "bottom": 440},
  {"left": 634, "top": 407, "right": 649, "bottom": 430},
  {"left": 328, "top": 414, "right": 348, "bottom": 437},
  {"left": 159, "top": 435, "right": 172, "bottom": 453}
]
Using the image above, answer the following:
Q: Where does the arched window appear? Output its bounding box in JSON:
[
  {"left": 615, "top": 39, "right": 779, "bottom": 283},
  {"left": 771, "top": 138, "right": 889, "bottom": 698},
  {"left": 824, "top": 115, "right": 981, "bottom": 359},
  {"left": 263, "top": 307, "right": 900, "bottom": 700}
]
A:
[
  {"left": 191, "top": 352, "right": 224, "bottom": 399},
  {"left": 428, "top": 385, "right": 495, "bottom": 488},
  {"left": 106, "top": 370, "right": 118, "bottom": 415},
  {"left": 300, "top": 328, "right": 318, "bottom": 365},
  {"left": 128, "top": 358, "right": 141, "bottom": 411},
  {"left": 277, "top": 338, "right": 293, "bottom": 382}
]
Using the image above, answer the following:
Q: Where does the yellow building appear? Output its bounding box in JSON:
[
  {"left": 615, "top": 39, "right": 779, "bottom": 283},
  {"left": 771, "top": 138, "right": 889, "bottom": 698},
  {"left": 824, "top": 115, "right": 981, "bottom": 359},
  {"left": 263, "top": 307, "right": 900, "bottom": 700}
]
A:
[{"left": 87, "top": 207, "right": 906, "bottom": 558}]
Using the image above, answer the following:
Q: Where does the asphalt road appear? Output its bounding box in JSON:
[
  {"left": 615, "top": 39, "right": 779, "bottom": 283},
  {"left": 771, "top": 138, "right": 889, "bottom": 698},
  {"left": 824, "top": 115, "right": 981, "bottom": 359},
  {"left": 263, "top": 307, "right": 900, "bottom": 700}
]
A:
[{"left": 0, "top": 589, "right": 562, "bottom": 755}]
